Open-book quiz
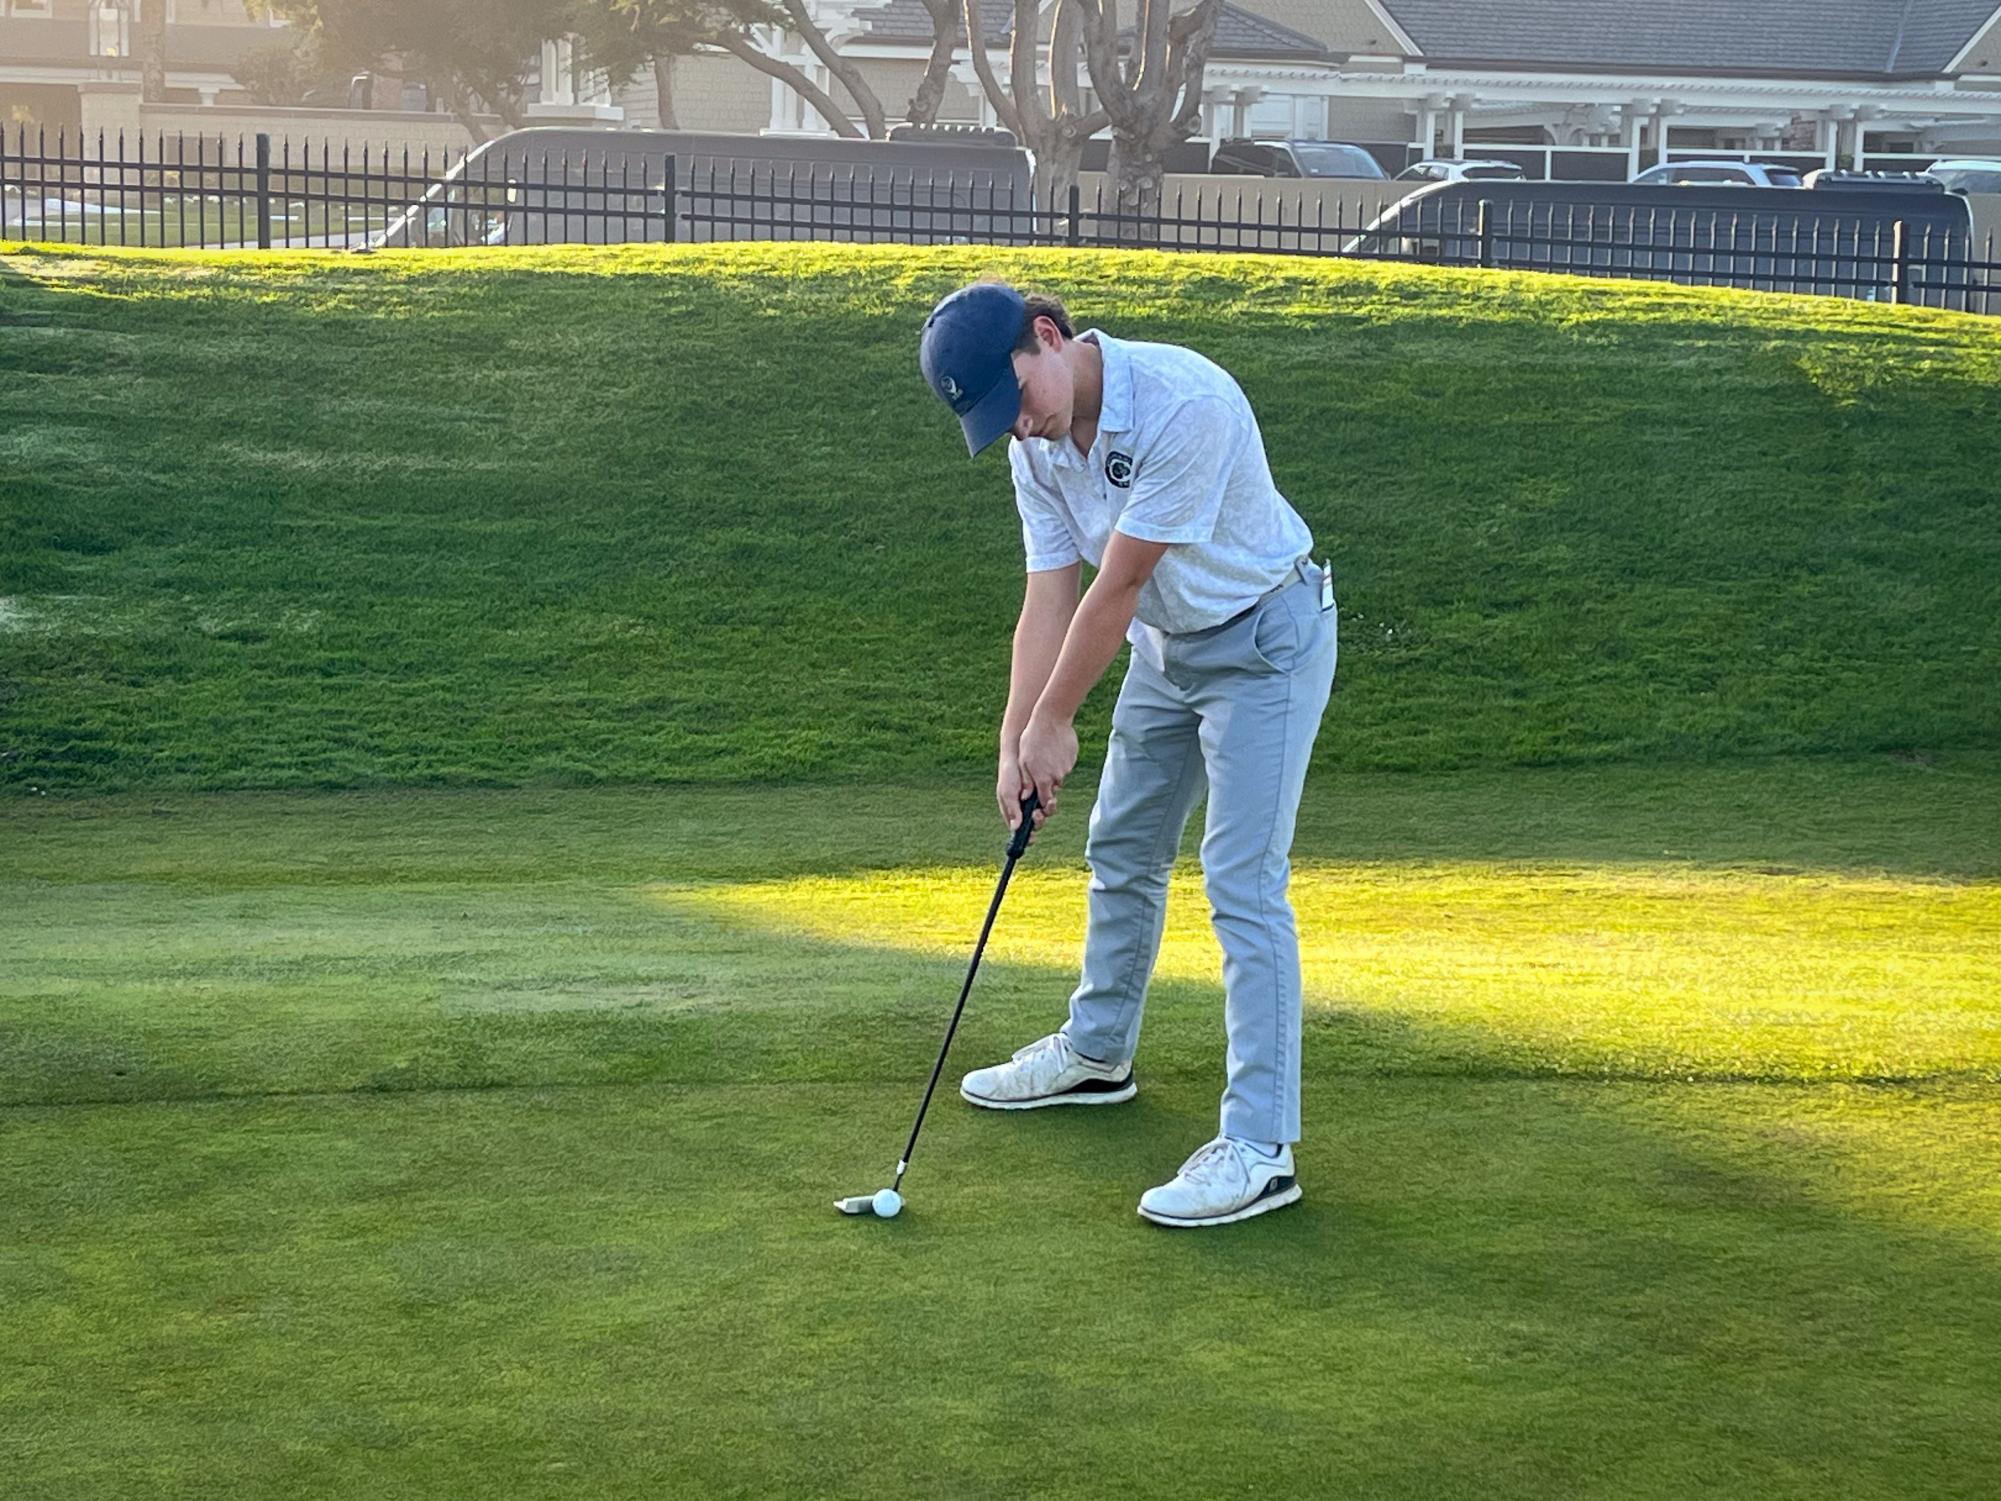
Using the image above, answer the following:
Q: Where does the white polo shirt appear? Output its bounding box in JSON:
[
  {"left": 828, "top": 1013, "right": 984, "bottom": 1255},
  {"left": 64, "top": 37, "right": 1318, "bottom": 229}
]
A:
[{"left": 1008, "top": 329, "right": 1313, "bottom": 636}]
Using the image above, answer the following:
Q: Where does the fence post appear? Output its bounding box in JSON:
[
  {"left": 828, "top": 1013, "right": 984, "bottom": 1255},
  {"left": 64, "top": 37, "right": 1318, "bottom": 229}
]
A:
[
  {"left": 1067, "top": 184, "right": 1081, "bottom": 247},
  {"left": 1890, "top": 218, "right": 1908, "bottom": 305},
  {"left": 255, "top": 132, "right": 272, "bottom": 250},
  {"left": 664, "top": 154, "right": 677, "bottom": 243},
  {"left": 1477, "top": 198, "right": 1495, "bottom": 268}
]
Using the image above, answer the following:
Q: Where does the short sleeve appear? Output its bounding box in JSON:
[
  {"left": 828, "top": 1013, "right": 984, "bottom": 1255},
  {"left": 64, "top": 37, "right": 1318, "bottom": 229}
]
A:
[
  {"left": 1113, "top": 395, "right": 1241, "bottom": 546},
  {"left": 1009, "top": 441, "right": 1082, "bottom": 573}
]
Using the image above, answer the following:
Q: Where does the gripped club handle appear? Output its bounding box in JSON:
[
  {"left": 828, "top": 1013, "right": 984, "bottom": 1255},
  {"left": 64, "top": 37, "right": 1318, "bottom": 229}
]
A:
[{"left": 1007, "top": 791, "right": 1042, "bottom": 861}]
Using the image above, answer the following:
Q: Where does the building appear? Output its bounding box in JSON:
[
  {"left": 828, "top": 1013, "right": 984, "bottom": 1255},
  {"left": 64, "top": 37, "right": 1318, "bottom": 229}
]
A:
[
  {"left": 11, "top": 0, "right": 1998, "bottom": 175},
  {"left": 0, "top": 0, "right": 289, "bottom": 129},
  {"left": 621, "top": 0, "right": 2001, "bottom": 172}
]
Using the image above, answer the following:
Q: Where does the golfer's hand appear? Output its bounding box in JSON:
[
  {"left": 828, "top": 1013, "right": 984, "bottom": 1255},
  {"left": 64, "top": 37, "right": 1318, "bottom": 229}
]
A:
[
  {"left": 997, "top": 754, "right": 1044, "bottom": 841},
  {"left": 1016, "top": 713, "right": 1078, "bottom": 822}
]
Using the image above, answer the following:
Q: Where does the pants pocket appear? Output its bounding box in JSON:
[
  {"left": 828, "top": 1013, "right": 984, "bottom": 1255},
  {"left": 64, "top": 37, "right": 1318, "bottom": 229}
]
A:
[{"left": 1246, "top": 592, "right": 1298, "bottom": 674}]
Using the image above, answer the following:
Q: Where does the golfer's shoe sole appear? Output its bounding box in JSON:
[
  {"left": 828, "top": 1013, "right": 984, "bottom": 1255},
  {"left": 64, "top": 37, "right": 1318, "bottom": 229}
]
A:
[
  {"left": 959, "top": 1074, "right": 1137, "bottom": 1111},
  {"left": 1138, "top": 1177, "right": 1303, "bottom": 1229}
]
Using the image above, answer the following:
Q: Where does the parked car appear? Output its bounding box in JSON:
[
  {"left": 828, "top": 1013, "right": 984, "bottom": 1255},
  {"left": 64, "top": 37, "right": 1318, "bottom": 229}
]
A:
[
  {"left": 1394, "top": 158, "right": 1527, "bottom": 184},
  {"left": 1630, "top": 160, "right": 1804, "bottom": 188},
  {"left": 1801, "top": 169, "right": 1945, "bottom": 193},
  {"left": 1924, "top": 158, "right": 2001, "bottom": 194},
  {"left": 1209, "top": 138, "right": 1389, "bottom": 180},
  {"left": 1345, "top": 178, "right": 1976, "bottom": 306},
  {"left": 370, "top": 127, "right": 1033, "bottom": 248}
]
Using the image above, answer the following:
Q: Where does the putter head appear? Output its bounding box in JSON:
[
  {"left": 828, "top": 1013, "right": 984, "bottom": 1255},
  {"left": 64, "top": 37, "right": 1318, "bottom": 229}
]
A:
[{"left": 834, "top": 1188, "right": 903, "bottom": 1218}]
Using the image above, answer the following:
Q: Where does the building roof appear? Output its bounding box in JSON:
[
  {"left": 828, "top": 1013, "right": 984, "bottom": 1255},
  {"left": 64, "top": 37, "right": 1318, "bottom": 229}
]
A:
[
  {"left": 1180, "top": 4, "right": 1329, "bottom": 60},
  {"left": 860, "top": 0, "right": 1328, "bottom": 60},
  {"left": 1375, "top": 0, "right": 2001, "bottom": 79},
  {"left": 858, "top": 0, "right": 1013, "bottom": 47}
]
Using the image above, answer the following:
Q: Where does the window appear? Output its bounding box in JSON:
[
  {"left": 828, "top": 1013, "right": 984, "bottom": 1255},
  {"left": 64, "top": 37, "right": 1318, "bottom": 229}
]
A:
[
  {"left": 1212, "top": 143, "right": 1269, "bottom": 174},
  {"left": 88, "top": 3, "right": 130, "bottom": 55},
  {"left": 1245, "top": 94, "right": 1296, "bottom": 139},
  {"left": 6, "top": 0, "right": 55, "bottom": 15},
  {"left": 1930, "top": 166, "right": 2001, "bottom": 193},
  {"left": 1670, "top": 166, "right": 1753, "bottom": 185},
  {"left": 1290, "top": 143, "right": 1387, "bottom": 179}
]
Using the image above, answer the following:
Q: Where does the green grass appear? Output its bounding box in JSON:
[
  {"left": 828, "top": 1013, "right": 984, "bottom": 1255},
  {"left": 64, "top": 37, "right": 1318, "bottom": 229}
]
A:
[
  {"left": 3, "top": 241, "right": 1999, "bottom": 791},
  {"left": 4, "top": 767, "right": 1998, "bottom": 1497},
  {"left": 3, "top": 241, "right": 1998, "bottom": 1495}
]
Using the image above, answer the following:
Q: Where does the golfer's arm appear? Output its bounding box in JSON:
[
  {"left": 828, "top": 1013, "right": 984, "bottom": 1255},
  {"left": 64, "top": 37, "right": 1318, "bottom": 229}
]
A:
[
  {"left": 1000, "top": 564, "right": 1082, "bottom": 756},
  {"left": 1033, "top": 532, "right": 1173, "bottom": 724}
]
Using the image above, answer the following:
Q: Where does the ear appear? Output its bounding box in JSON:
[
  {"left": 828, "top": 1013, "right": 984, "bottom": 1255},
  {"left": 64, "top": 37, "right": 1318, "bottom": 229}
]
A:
[{"left": 1035, "top": 314, "right": 1064, "bottom": 353}]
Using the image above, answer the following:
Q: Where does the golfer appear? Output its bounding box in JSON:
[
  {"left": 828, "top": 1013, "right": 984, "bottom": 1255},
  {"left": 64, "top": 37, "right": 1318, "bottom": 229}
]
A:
[{"left": 918, "top": 281, "right": 1337, "bottom": 1227}]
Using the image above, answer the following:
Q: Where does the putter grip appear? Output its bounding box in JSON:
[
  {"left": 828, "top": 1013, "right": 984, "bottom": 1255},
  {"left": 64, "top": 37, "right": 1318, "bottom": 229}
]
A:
[{"left": 1008, "top": 792, "right": 1041, "bottom": 860}]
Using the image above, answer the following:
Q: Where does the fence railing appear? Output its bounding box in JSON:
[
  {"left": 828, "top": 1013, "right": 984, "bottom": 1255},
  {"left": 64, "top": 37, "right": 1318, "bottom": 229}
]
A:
[{"left": 3, "top": 126, "right": 1994, "bottom": 316}]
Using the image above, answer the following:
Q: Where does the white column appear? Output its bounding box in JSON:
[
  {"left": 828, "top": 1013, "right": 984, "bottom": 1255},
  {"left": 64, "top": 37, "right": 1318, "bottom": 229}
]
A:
[
  {"left": 539, "top": 40, "right": 576, "bottom": 106},
  {"left": 818, "top": 65, "right": 840, "bottom": 134},
  {"left": 1624, "top": 102, "right": 1647, "bottom": 178},
  {"left": 1449, "top": 105, "right": 1465, "bottom": 157},
  {"left": 1851, "top": 107, "right": 1878, "bottom": 169},
  {"left": 1418, "top": 91, "right": 1445, "bottom": 155},
  {"left": 1203, "top": 87, "right": 1229, "bottom": 141}
]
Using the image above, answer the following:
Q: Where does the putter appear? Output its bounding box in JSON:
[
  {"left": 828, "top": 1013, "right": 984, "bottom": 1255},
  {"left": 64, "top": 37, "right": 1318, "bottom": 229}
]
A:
[{"left": 837, "top": 790, "right": 1042, "bottom": 1220}]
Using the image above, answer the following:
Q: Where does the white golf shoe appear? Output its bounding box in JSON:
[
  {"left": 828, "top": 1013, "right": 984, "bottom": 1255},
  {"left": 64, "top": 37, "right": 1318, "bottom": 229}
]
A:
[
  {"left": 959, "top": 1032, "right": 1136, "bottom": 1110},
  {"left": 1138, "top": 1137, "right": 1301, "bottom": 1228}
]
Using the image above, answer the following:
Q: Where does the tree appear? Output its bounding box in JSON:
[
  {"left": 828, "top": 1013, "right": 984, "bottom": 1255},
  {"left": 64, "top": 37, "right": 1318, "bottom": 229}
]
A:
[
  {"left": 1078, "top": 0, "right": 1219, "bottom": 214},
  {"left": 569, "top": 0, "right": 910, "bottom": 140},
  {"left": 965, "top": 0, "right": 1109, "bottom": 209},
  {"left": 139, "top": 0, "right": 169, "bottom": 103},
  {"left": 231, "top": 34, "right": 351, "bottom": 107},
  {"left": 249, "top": 0, "right": 567, "bottom": 141},
  {"left": 903, "top": 0, "right": 961, "bottom": 127}
]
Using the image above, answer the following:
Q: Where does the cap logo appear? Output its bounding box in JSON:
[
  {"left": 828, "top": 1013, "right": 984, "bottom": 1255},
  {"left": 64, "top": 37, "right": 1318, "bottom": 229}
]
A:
[
  {"left": 1106, "top": 451, "right": 1135, "bottom": 488},
  {"left": 940, "top": 375, "right": 962, "bottom": 403}
]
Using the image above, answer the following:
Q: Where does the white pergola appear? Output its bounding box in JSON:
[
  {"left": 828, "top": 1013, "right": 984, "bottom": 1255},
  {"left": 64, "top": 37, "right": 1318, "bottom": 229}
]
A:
[
  {"left": 1199, "top": 59, "right": 2001, "bottom": 169},
  {"left": 755, "top": 0, "right": 2001, "bottom": 165}
]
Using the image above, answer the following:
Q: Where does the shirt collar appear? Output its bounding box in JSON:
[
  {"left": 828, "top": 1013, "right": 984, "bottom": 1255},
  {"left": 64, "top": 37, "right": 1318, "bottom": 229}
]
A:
[{"left": 1080, "top": 329, "right": 1132, "bottom": 436}]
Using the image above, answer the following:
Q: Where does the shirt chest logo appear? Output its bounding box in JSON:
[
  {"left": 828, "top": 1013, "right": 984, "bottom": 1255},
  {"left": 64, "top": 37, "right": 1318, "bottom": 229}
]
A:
[{"left": 1105, "top": 450, "right": 1135, "bottom": 488}]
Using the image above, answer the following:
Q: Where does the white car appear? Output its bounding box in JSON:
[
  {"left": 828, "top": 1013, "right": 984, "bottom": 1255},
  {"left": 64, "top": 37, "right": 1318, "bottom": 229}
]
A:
[
  {"left": 1924, "top": 158, "right": 2001, "bottom": 193},
  {"left": 1394, "top": 158, "right": 1527, "bottom": 184},
  {"left": 1630, "top": 160, "right": 1804, "bottom": 188}
]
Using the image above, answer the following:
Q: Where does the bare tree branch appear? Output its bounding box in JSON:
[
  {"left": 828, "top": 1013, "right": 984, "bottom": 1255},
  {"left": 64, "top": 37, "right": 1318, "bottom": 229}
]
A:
[
  {"left": 1138, "top": 0, "right": 1168, "bottom": 97},
  {"left": 716, "top": 30, "right": 866, "bottom": 136},
  {"left": 1009, "top": 0, "right": 1049, "bottom": 134},
  {"left": 906, "top": 0, "right": 961, "bottom": 125},
  {"left": 964, "top": 0, "right": 1025, "bottom": 138},
  {"left": 780, "top": 0, "right": 886, "bottom": 138}
]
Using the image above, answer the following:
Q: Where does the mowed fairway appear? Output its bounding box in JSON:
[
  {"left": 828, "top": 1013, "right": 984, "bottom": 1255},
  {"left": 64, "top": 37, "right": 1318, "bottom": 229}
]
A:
[{"left": 5, "top": 764, "right": 1999, "bottom": 1498}]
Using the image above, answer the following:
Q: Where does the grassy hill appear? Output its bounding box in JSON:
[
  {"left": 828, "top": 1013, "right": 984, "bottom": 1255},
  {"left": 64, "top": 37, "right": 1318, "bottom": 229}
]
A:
[{"left": 2, "top": 241, "right": 1998, "bottom": 791}]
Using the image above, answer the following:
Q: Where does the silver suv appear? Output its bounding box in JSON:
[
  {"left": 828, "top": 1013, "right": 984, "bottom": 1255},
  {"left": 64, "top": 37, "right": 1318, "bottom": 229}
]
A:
[{"left": 1630, "top": 160, "right": 1803, "bottom": 188}]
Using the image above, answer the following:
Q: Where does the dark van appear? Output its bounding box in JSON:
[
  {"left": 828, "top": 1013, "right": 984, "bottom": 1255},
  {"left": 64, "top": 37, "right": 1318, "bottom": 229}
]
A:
[
  {"left": 1347, "top": 178, "right": 1979, "bottom": 308},
  {"left": 371, "top": 127, "right": 1035, "bottom": 249}
]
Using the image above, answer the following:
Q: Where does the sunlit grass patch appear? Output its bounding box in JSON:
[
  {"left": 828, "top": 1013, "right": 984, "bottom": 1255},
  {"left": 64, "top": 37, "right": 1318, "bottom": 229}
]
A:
[{"left": 666, "top": 859, "right": 2001, "bottom": 1083}]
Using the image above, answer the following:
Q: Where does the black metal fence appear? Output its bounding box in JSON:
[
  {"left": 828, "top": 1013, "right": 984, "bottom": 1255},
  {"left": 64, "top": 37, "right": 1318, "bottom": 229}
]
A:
[{"left": 3, "top": 126, "right": 1995, "bottom": 316}]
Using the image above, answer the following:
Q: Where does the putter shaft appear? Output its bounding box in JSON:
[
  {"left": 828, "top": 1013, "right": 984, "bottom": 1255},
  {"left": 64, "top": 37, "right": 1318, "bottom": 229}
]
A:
[{"left": 891, "top": 792, "right": 1040, "bottom": 1193}]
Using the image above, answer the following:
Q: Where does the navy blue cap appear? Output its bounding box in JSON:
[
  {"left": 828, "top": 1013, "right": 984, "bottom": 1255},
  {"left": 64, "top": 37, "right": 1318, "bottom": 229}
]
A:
[{"left": 919, "top": 282, "right": 1025, "bottom": 457}]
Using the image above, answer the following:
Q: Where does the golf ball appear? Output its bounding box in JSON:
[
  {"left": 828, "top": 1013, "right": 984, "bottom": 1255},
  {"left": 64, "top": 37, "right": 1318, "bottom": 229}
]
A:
[{"left": 872, "top": 1188, "right": 903, "bottom": 1218}]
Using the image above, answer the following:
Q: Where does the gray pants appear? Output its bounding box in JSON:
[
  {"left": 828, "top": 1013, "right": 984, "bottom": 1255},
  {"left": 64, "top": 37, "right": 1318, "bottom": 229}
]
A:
[{"left": 1060, "top": 562, "right": 1337, "bottom": 1145}]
